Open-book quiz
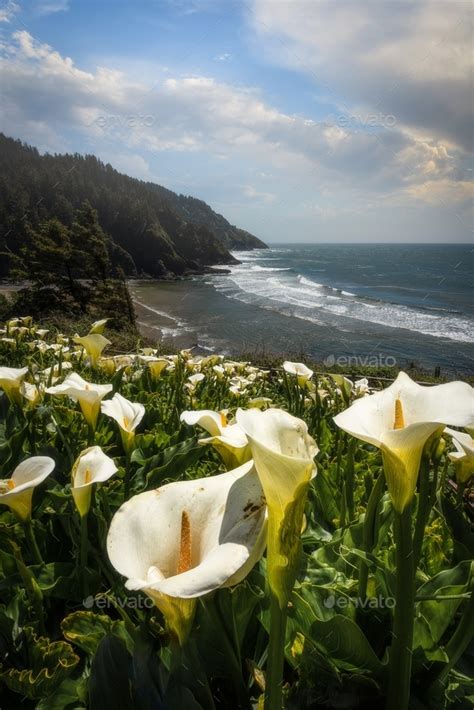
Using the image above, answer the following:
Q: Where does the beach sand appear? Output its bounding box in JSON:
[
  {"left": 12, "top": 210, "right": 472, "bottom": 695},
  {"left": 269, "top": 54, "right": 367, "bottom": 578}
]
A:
[{"left": 131, "top": 281, "right": 199, "bottom": 350}]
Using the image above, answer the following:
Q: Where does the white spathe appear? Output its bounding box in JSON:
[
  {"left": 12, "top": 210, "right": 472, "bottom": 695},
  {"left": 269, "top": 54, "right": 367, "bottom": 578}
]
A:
[
  {"left": 333, "top": 371, "right": 474, "bottom": 512},
  {"left": 88, "top": 319, "right": 108, "bottom": 334},
  {"left": 445, "top": 428, "right": 474, "bottom": 482},
  {"left": 107, "top": 461, "right": 266, "bottom": 643},
  {"left": 71, "top": 446, "right": 118, "bottom": 517},
  {"left": 0, "top": 366, "right": 29, "bottom": 404},
  {"left": 73, "top": 333, "right": 111, "bottom": 367},
  {"left": 236, "top": 408, "right": 318, "bottom": 512},
  {"left": 283, "top": 361, "right": 313, "bottom": 385},
  {"left": 180, "top": 409, "right": 251, "bottom": 468},
  {"left": 0, "top": 456, "right": 55, "bottom": 521},
  {"left": 236, "top": 407, "right": 318, "bottom": 608},
  {"left": 46, "top": 372, "right": 112, "bottom": 429},
  {"left": 107, "top": 460, "right": 266, "bottom": 598},
  {"left": 101, "top": 392, "right": 145, "bottom": 451}
]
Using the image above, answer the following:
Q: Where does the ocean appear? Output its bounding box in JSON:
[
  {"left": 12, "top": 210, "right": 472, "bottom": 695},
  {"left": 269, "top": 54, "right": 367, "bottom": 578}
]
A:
[{"left": 130, "top": 243, "right": 474, "bottom": 374}]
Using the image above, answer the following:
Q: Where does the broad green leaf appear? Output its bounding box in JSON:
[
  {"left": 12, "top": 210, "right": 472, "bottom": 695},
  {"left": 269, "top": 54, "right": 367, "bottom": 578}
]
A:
[
  {"left": 88, "top": 635, "right": 134, "bottom": 710},
  {"left": 62, "top": 610, "right": 134, "bottom": 655},
  {"left": 0, "top": 627, "right": 79, "bottom": 700}
]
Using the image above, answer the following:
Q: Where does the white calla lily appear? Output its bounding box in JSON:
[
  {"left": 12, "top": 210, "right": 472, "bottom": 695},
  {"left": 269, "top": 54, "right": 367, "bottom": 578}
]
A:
[
  {"left": 0, "top": 366, "right": 29, "bottom": 405},
  {"left": 445, "top": 428, "right": 474, "bottom": 483},
  {"left": 0, "top": 457, "right": 55, "bottom": 521},
  {"left": 107, "top": 461, "right": 266, "bottom": 645},
  {"left": 354, "top": 377, "right": 370, "bottom": 397},
  {"left": 139, "top": 355, "right": 169, "bottom": 379},
  {"left": 333, "top": 371, "right": 474, "bottom": 512},
  {"left": 73, "top": 333, "right": 111, "bottom": 367},
  {"left": 185, "top": 373, "right": 205, "bottom": 393},
  {"left": 180, "top": 409, "right": 251, "bottom": 468},
  {"left": 46, "top": 373, "right": 112, "bottom": 430},
  {"left": 20, "top": 381, "right": 42, "bottom": 406},
  {"left": 88, "top": 319, "right": 108, "bottom": 334},
  {"left": 71, "top": 446, "right": 118, "bottom": 517},
  {"left": 283, "top": 361, "right": 313, "bottom": 386},
  {"left": 101, "top": 393, "right": 145, "bottom": 452},
  {"left": 236, "top": 408, "right": 318, "bottom": 608}
]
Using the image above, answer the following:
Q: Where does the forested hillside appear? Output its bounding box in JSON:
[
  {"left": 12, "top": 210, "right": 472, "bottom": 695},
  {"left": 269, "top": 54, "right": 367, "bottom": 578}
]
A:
[{"left": 0, "top": 134, "right": 266, "bottom": 279}]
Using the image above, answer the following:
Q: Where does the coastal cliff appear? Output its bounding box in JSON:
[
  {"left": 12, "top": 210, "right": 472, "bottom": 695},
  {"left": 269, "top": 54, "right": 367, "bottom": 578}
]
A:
[{"left": 0, "top": 134, "right": 267, "bottom": 280}]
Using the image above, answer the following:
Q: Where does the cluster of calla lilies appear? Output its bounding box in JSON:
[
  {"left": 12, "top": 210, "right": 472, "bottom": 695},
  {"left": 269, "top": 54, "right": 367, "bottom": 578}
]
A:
[{"left": 0, "top": 316, "right": 473, "bottom": 709}]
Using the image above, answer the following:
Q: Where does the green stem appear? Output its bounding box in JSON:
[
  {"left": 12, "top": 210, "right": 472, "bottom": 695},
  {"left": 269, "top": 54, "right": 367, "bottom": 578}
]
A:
[
  {"left": 10, "top": 539, "right": 45, "bottom": 634},
  {"left": 24, "top": 520, "right": 44, "bottom": 566},
  {"left": 80, "top": 513, "right": 89, "bottom": 598},
  {"left": 429, "top": 587, "right": 474, "bottom": 692},
  {"left": 358, "top": 472, "right": 385, "bottom": 602},
  {"left": 412, "top": 457, "right": 431, "bottom": 569},
  {"left": 456, "top": 481, "right": 466, "bottom": 507},
  {"left": 265, "top": 593, "right": 287, "bottom": 710},
  {"left": 386, "top": 506, "right": 415, "bottom": 710},
  {"left": 344, "top": 437, "right": 356, "bottom": 524},
  {"left": 124, "top": 450, "right": 131, "bottom": 499}
]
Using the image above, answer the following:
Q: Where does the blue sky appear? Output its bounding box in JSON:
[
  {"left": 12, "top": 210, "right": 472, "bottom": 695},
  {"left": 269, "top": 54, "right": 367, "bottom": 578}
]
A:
[{"left": 1, "top": 0, "right": 472, "bottom": 243}]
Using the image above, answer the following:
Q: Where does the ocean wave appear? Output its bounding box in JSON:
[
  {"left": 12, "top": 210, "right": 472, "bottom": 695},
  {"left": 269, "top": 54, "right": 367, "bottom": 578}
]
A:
[
  {"left": 250, "top": 265, "right": 291, "bottom": 272},
  {"left": 297, "top": 275, "right": 325, "bottom": 289},
  {"left": 132, "top": 298, "right": 182, "bottom": 324},
  {"left": 214, "top": 271, "right": 474, "bottom": 343}
]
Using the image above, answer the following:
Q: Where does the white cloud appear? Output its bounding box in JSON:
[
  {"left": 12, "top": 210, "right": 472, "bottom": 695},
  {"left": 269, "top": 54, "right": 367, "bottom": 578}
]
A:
[
  {"left": 250, "top": 0, "right": 473, "bottom": 151},
  {"left": 0, "top": 1, "right": 20, "bottom": 23},
  {"left": 34, "top": 1, "right": 70, "bottom": 16},
  {"left": 242, "top": 184, "right": 276, "bottom": 203},
  {"left": 0, "top": 27, "right": 471, "bottom": 237}
]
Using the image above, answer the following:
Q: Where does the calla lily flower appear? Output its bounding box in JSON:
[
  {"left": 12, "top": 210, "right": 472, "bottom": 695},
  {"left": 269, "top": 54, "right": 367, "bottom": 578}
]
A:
[
  {"left": 180, "top": 409, "right": 251, "bottom": 468},
  {"left": 445, "top": 428, "right": 474, "bottom": 483},
  {"left": 236, "top": 408, "right": 318, "bottom": 608},
  {"left": 88, "top": 319, "right": 108, "bottom": 334},
  {"left": 21, "top": 381, "right": 42, "bottom": 406},
  {"left": 185, "top": 373, "right": 205, "bottom": 393},
  {"left": 107, "top": 461, "right": 267, "bottom": 645},
  {"left": 328, "top": 374, "right": 353, "bottom": 403},
  {"left": 46, "top": 372, "right": 112, "bottom": 430},
  {"left": 248, "top": 396, "right": 273, "bottom": 409},
  {"left": 73, "top": 334, "right": 111, "bottom": 367},
  {"left": 139, "top": 356, "right": 169, "bottom": 379},
  {"left": 0, "top": 457, "right": 55, "bottom": 521},
  {"left": 0, "top": 366, "right": 29, "bottom": 405},
  {"left": 71, "top": 446, "right": 118, "bottom": 517},
  {"left": 101, "top": 393, "right": 145, "bottom": 452},
  {"left": 354, "top": 377, "right": 370, "bottom": 397},
  {"left": 333, "top": 372, "right": 474, "bottom": 513},
  {"left": 283, "top": 361, "right": 313, "bottom": 386}
]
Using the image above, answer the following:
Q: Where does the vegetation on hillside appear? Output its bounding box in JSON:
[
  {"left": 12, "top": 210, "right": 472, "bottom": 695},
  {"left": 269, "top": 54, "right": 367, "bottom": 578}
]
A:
[{"left": 0, "top": 134, "right": 266, "bottom": 281}]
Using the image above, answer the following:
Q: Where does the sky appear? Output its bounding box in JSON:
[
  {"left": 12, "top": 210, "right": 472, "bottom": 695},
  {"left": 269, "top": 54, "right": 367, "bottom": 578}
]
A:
[{"left": 0, "top": 0, "right": 472, "bottom": 244}]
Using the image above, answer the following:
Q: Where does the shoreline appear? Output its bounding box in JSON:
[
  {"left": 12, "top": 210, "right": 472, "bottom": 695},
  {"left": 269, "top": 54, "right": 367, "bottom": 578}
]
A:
[{"left": 2, "top": 277, "right": 473, "bottom": 380}]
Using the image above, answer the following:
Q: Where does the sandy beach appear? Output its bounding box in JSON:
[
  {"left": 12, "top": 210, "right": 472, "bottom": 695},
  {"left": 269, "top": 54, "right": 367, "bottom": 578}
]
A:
[{"left": 130, "top": 280, "right": 201, "bottom": 350}]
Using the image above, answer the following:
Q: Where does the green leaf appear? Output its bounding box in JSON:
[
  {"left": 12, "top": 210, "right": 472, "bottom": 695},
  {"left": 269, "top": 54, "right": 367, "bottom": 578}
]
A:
[
  {"left": 88, "top": 635, "right": 134, "bottom": 710},
  {"left": 413, "top": 560, "right": 473, "bottom": 660},
  {"left": 62, "top": 610, "right": 134, "bottom": 656},
  {"left": 0, "top": 627, "right": 79, "bottom": 700},
  {"left": 36, "top": 676, "right": 87, "bottom": 710},
  {"left": 291, "top": 588, "right": 384, "bottom": 676},
  {"left": 132, "top": 436, "right": 206, "bottom": 491}
]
